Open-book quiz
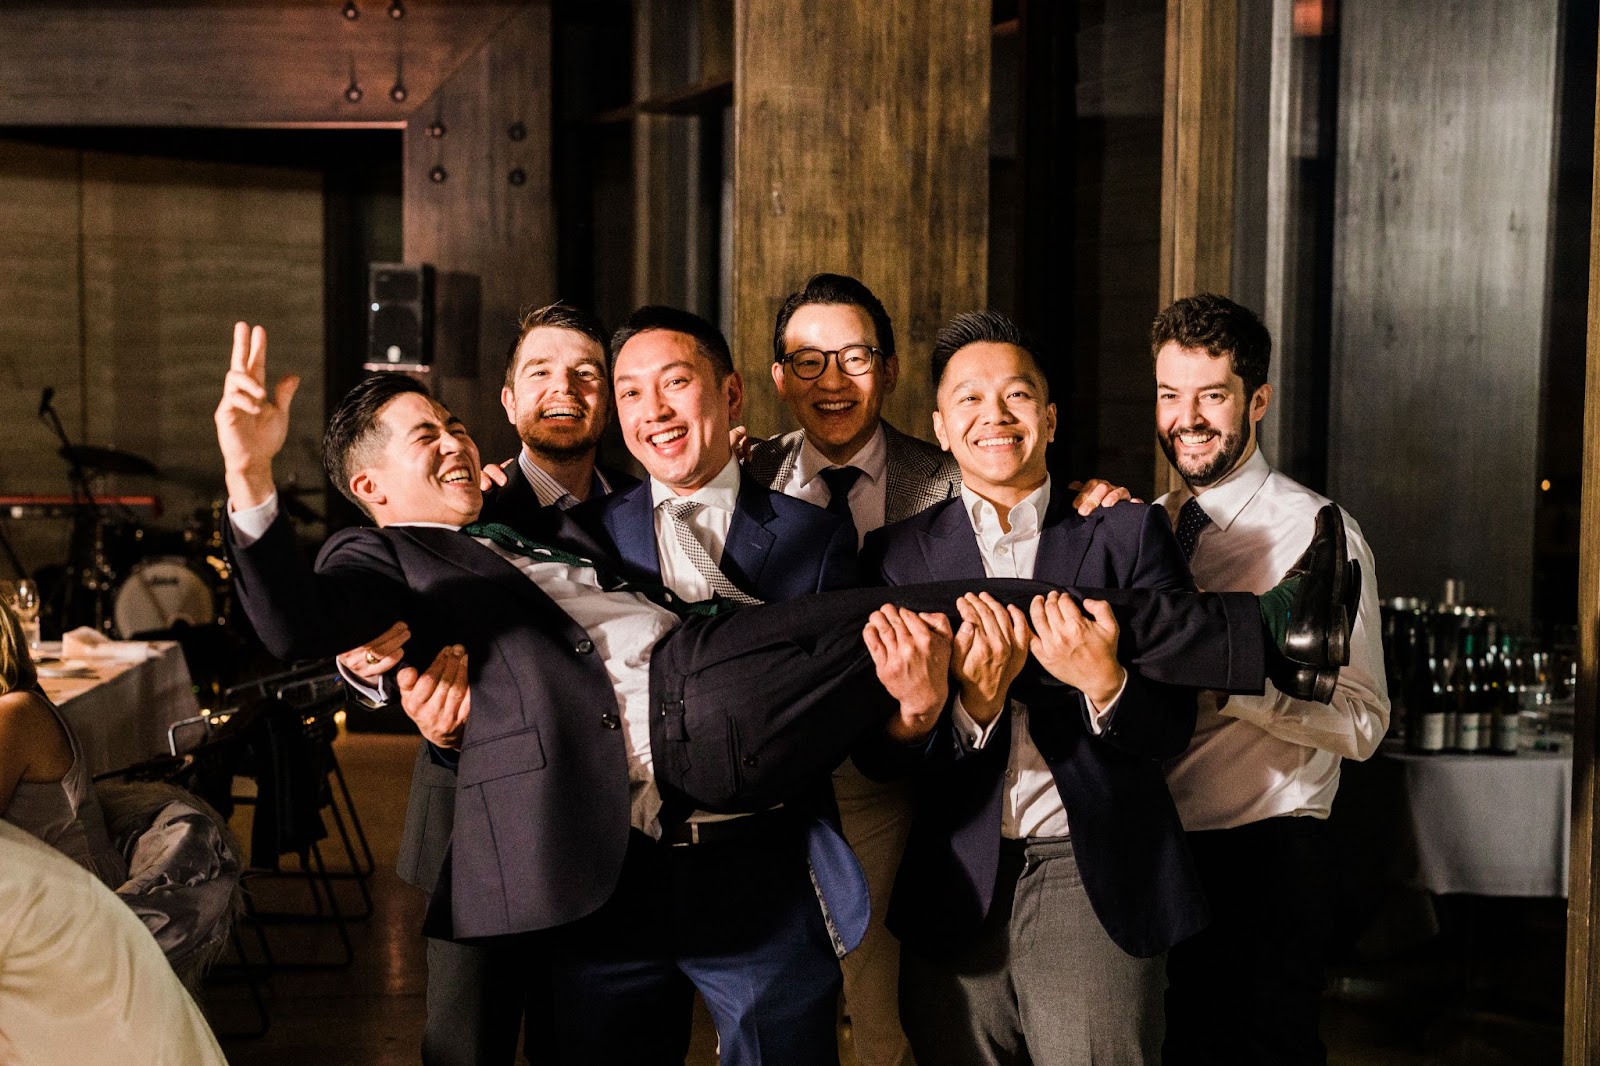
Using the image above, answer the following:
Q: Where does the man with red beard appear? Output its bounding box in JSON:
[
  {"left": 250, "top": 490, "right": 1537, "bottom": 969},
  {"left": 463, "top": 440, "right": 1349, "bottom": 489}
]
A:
[{"left": 1151, "top": 294, "right": 1387, "bottom": 1066}]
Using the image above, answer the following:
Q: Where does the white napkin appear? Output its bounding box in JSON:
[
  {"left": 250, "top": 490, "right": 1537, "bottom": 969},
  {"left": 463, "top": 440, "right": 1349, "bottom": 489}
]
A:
[{"left": 61, "top": 626, "right": 153, "bottom": 663}]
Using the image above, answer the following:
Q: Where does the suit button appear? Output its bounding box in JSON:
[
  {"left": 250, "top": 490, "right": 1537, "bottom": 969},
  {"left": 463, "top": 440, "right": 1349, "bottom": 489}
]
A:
[
  {"left": 575, "top": 639, "right": 595, "bottom": 654},
  {"left": 742, "top": 754, "right": 759, "bottom": 768},
  {"left": 601, "top": 713, "right": 620, "bottom": 730}
]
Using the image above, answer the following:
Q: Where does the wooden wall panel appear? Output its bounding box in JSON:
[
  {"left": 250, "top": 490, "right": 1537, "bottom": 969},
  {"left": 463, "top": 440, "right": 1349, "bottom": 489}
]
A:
[
  {"left": 0, "top": 4, "right": 524, "bottom": 127},
  {"left": 1568, "top": 21, "right": 1600, "bottom": 1052},
  {"left": 731, "top": 0, "right": 990, "bottom": 440},
  {"left": 1328, "top": 0, "right": 1560, "bottom": 624},
  {"left": 0, "top": 144, "right": 324, "bottom": 577},
  {"left": 0, "top": 142, "right": 84, "bottom": 576},
  {"left": 403, "top": 4, "right": 554, "bottom": 464},
  {"left": 1156, "top": 0, "right": 1235, "bottom": 496}
]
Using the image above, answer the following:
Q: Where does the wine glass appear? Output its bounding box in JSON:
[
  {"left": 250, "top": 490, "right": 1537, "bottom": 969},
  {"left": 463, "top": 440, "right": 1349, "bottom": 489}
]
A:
[{"left": 9, "top": 579, "right": 39, "bottom": 654}]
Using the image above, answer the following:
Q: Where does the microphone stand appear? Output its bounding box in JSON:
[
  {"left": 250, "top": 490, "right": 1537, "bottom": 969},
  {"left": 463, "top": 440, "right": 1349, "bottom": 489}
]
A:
[{"left": 39, "top": 388, "right": 111, "bottom": 631}]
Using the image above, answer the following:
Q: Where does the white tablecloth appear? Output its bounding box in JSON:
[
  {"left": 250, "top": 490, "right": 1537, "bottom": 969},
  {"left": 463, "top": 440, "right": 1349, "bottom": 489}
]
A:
[
  {"left": 1386, "top": 748, "right": 1572, "bottom": 897},
  {"left": 38, "top": 642, "right": 202, "bottom": 777}
]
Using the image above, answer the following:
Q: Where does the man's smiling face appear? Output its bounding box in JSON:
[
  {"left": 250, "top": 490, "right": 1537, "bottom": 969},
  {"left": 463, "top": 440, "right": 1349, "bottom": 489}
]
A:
[
  {"left": 771, "top": 302, "right": 897, "bottom": 465},
  {"left": 613, "top": 329, "right": 743, "bottom": 495},
  {"left": 932, "top": 341, "right": 1056, "bottom": 508},
  {"left": 353, "top": 391, "right": 483, "bottom": 526},
  {"left": 500, "top": 326, "right": 610, "bottom": 462},
  {"left": 1154, "top": 341, "right": 1268, "bottom": 490}
]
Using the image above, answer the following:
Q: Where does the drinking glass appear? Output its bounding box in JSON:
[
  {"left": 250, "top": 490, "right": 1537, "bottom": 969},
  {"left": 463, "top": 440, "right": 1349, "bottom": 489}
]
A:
[{"left": 8, "top": 579, "right": 39, "bottom": 654}]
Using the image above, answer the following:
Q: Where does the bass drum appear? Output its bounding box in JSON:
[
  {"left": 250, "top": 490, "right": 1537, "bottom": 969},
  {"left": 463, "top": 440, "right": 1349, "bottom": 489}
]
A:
[{"left": 112, "top": 556, "right": 218, "bottom": 638}]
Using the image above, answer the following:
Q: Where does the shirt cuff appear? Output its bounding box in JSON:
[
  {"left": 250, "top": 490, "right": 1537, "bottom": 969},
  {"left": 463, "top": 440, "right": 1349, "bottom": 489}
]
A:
[
  {"left": 336, "top": 658, "right": 392, "bottom": 708},
  {"left": 228, "top": 493, "right": 280, "bottom": 547},
  {"left": 951, "top": 694, "right": 1005, "bottom": 749},
  {"left": 1082, "top": 671, "right": 1127, "bottom": 735}
]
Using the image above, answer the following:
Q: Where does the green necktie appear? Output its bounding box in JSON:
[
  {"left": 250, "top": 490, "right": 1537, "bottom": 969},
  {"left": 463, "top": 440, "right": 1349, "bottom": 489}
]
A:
[{"left": 460, "top": 521, "right": 724, "bottom": 618}]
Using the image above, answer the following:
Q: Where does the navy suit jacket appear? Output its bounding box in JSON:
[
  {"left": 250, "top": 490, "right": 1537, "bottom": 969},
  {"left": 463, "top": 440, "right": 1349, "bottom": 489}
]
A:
[
  {"left": 573, "top": 472, "right": 872, "bottom": 951},
  {"left": 862, "top": 493, "right": 1207, "bottom": 958}
]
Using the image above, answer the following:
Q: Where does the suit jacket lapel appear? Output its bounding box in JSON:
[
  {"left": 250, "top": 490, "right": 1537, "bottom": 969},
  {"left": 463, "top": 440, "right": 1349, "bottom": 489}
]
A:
[
  {"left": 602, "top": 481, "right": 664, "bottom": 583},
  {"left": 401, "top": 526, "right": 564, "bottom": 615},
  {"left": 1034, "top": 490, "right": 1099, "bottom": 585},
  {"left": 722, "top": 475, "right": 777, "bottom": 593},
  {"left": 916, "top": 498, "right": 987, "bottom": 578}
]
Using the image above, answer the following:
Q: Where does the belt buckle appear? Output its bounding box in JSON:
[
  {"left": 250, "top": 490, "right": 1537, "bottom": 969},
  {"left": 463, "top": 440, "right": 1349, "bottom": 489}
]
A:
[{"left": 668, "top": 822, "right": 701, "bottom": 847}]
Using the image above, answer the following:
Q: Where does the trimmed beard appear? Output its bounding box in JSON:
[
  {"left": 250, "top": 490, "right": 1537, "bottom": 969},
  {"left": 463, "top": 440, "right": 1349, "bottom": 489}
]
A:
[
  {"left": 518, "top": 416, "right": 607, "bottom": 464},
  {"left": 1159, "top": 409, "right": 1251, "bottom": 489}
]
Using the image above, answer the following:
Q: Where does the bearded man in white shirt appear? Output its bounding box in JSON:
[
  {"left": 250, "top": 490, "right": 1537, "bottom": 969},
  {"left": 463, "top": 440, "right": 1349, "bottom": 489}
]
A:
[{"left": 1152, "top": 293, "right": 1389, "bottom": 1066}]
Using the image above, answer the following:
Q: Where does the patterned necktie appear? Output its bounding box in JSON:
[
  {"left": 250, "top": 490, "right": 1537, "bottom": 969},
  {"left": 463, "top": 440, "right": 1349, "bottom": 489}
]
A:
[
  {"left": 1173, "top": 497, "right": 1211, "bottom": 561},
  {"left": 661, "top": 500, "right": 764, "bottom": 606},
  {"left": 819, "top": 466, "right": 864, "bottom": 518}
]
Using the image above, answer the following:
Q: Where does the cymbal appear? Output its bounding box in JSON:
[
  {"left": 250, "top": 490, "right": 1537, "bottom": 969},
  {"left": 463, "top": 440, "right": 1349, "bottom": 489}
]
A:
[{"left": 60, "top": 445, "right": 157, "bottom": 477}]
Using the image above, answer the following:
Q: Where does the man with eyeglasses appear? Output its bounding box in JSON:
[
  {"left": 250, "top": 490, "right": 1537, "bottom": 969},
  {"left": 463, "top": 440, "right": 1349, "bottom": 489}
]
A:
[{"left": 746, "top": 273, "right": 961, "bottom": 1066}]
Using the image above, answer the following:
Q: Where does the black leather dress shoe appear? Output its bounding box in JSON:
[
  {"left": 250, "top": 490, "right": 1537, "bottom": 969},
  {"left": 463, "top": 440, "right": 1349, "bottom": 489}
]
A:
[
  {"left": 1265, "top": 558, "right": 1361, "bottom": 703},
  {"left": 1281, "top": 503, "right": 1352, "bottom": 669}
]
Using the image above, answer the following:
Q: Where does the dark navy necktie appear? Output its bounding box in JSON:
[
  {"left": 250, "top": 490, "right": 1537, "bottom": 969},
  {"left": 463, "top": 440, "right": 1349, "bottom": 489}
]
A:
[
  {"left": 1174, "top": 497, "right": 1211, "bottom": 561},
  {"left": 820, "top": 466, "right": 864, "bottom": 518}
]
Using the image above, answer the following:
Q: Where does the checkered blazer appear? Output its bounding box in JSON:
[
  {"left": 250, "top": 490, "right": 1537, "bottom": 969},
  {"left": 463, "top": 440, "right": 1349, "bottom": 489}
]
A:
[{"left": 747, "top": 421, "right": 962, "bottom": 526}]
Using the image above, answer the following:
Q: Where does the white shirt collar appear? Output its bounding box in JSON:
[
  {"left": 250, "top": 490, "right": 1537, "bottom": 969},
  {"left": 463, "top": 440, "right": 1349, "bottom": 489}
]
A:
[
  {"left": 962, "top": 476, "right": 1051, "bottom": 545},
  {"left": 650, "top": 453, "right": 743, "bottom": 514},
  {"left": 390, "top": 520, "right": 467, "bottom": 531},
  {"left": 1181, "top": 446, "right": 1272, "bottom": 532},
  {"left": 792, "top": 423, "right": 887, "bottom": 491}
]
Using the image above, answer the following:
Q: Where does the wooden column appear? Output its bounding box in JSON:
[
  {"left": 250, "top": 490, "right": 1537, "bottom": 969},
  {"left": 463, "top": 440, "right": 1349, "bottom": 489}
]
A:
[
  {"left": 1156, "top": 0, "right": 1237, "bottom": 494},
  {"left": 730, "top": 0, "right": 990, "bottom": 440},
  {"left": 403, "top": 5, "right": 554, "bottom": 463},
  {"left": 1566, "top": 20, "right": 1600, "bottom": 1057}
]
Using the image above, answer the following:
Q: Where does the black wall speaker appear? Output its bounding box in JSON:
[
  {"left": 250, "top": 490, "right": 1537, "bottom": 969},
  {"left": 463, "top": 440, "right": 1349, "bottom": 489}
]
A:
[{"left": 366, "top": 263, "right": 435, "bottom": 371}]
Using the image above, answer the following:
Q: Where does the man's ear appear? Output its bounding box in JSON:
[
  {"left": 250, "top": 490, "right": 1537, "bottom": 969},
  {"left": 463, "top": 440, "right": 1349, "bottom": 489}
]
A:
[
  {"left": 1249, "top": 383, "right": 1273, "bottom": 425},
  {"left": 500, "top": 384, "right": 517, "bottom": 426},
  {"left": 932, "top": 410, "right": 951, "bottom": 452},
  {"left": 770, "top": 361, "right": 788, "bottom": 400},
  {"left": 880, "top": 353, "right": 900, "bottom": 396},
  {"left": 1044, "top": 402, "right": 1058, "bottom": 444},
  {"left": 351, "top": 469, "right": 385, "bottom": 509},
  {"left": 725, "top": 371, "right": 745, "bottom": 424}
]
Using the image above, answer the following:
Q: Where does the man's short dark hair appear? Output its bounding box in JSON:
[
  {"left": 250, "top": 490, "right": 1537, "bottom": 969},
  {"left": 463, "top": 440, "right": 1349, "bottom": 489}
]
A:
[
  {"left": 323, "top": 373, "right": 433, "bottom": 512},
  {"left": 611, "top": 305, "right": 734, "bottom": 379},
  {"left": 503, "top": 302, "right": 610, "bottom": 389},
  {"left": 929, "top": 310, "right": 1046, "bottom": 398},
  {"left": 1149, "top": 293, "right": 1272, "bottom": 397},
  {"left": 771, "top": 273, "right": 896, "bottom": 363}
]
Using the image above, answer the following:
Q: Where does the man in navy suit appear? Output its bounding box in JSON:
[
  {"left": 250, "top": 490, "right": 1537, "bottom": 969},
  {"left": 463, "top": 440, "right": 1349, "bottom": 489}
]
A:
[
  {"left": 863, "top": 311, "right": 1203, "bottom": 1064},
  {"left": 559, "top": 305, "right": 866, "bottom": 1065}
]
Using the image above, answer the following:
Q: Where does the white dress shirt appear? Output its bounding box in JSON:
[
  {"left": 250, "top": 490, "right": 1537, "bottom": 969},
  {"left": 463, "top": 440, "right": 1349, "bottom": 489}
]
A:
[
  {"left": 1158, "top": 447, "right": 1390, "bottom": 830},
  {"left": 945, "top": 478, "right": 1119, "bottom": 840},
  {"left": 229, "top": 494, "right": 681, "bottom": 838},
  {"left": 781, "top": 423, "right": 887, "bottom": 547}
]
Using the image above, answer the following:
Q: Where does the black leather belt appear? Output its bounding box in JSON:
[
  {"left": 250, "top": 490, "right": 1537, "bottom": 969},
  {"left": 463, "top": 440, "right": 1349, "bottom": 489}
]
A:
[{"left": 663, "top": 807, "right": 792, "bottom": 847}]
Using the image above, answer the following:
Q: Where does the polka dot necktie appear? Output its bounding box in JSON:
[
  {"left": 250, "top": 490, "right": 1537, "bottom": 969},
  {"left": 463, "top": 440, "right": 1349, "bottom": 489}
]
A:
[
  {"left": 819, "top": 466, "right": 865, "bottom": 518},
  {"left": 1174, "top": 497, "right": 1211, "bottom": 561}
]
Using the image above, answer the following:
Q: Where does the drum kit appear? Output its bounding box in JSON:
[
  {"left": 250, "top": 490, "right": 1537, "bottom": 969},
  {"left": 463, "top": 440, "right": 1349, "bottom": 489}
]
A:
[{"left": 3, "top": 388, "right": 324, "bottom": 643}]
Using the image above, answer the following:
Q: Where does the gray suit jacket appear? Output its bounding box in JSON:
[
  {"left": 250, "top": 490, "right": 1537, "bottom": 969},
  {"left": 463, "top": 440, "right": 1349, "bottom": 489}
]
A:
[{"left": 746, "top": 421, "right": 962, "bottom": 525}]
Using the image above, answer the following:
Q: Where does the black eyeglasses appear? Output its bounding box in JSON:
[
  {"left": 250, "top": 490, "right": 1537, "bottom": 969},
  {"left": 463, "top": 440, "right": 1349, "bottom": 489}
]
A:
[{"left": 777, "top": 345, "right": 883, "bottom": 380}]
